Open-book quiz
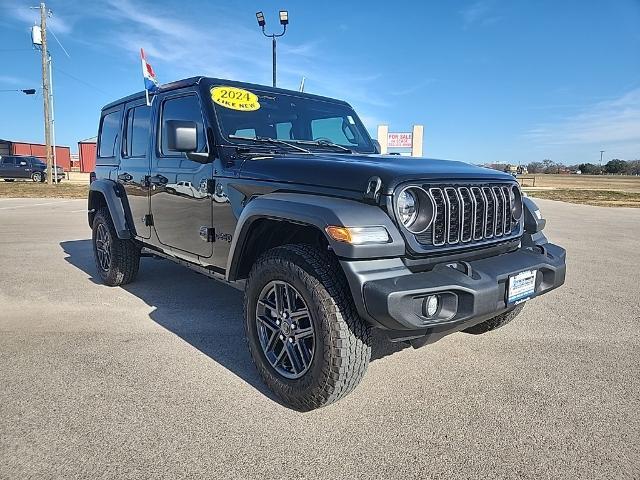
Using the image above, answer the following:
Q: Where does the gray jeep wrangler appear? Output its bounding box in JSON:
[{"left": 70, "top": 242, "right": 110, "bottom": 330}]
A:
[{"left": 89, "top": 77, "right": 566, "bottom": 410}]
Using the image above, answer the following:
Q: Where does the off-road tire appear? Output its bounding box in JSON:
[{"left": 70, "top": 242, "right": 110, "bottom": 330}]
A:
[
  {"left": 92, "top": 208, "right": 140, "bottom": 286},
  {"left": 31, "top": 172, "right": 43, "bottom": 182},
  {"left": 463, "top": 304, "right": 525, "bottom": 334},
  {"left": 244, "top": 244, "right": 371, "bottom": 411}
]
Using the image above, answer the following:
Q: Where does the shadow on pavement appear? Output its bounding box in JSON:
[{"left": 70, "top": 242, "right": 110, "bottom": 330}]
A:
[{"left": 60, "top": 239, "right": 409, "bottom": 404}]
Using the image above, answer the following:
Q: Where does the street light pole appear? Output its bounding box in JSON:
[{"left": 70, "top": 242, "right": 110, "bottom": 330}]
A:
[
  {"left": 272, "top": 35, "right": 276, "bottom": 88},
  {"left": 256, "top": 10, "right": 289, "bottom": 87}
]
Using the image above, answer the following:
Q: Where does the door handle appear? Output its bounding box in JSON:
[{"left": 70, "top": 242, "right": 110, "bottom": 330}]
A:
[
  {"left": 147, "top": 174, "right": 168, "bottom": 186},
  {"left": 118, "top": 172, "right": 133, "bottom": 182}
]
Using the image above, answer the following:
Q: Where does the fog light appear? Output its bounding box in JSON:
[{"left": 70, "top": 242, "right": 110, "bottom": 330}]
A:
[{"left": 425, "top": 295, "right": 439, "bottom": 317}]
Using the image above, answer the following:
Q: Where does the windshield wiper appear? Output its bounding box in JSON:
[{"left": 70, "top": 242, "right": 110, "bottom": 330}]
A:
[
  {"left": 290, "top": 139, "right": 353, "bottom": 153},
  {"left": 228, "top": 135, "right": 312, "bottom": 154}
]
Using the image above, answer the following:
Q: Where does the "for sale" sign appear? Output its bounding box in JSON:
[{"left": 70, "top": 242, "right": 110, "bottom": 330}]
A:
[{"left": 387, "top": 132, "right": 413, "bottom": 148}]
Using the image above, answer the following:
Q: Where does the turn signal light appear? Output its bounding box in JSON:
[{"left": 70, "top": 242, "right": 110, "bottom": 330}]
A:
[{"left": 325, "top": 226, "right": 390, "bottom": 245}]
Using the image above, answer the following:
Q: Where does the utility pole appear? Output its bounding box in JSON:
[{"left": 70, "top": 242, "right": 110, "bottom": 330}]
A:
[
  {"left": 39, "top": 2, "right": 53, "bottom": 186},
  {"left": 600, "top": 150, "right": 605, "bottom": 170}
]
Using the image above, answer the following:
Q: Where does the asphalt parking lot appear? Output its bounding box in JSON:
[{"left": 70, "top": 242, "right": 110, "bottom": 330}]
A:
[{"left": 1, "top": 197, "right": 638, "bottom": 479}]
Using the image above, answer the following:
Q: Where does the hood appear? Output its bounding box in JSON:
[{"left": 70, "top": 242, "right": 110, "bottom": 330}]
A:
[{"left": 238, "top": 153, "right": 514, "bottom": 195}]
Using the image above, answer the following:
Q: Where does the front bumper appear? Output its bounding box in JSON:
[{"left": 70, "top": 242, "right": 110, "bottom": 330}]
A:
[{"left": 341, "top": 242, "right": 566, "bottom": 339}]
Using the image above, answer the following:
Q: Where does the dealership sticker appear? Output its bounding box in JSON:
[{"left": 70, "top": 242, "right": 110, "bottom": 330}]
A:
[{"left": 211, "top": 86, "right": 260, "bottom": 111}]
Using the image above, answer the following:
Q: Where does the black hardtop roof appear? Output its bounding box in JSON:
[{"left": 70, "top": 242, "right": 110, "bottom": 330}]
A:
[{"left": 101, "top": 76, "right": 350, "bottom": 111}]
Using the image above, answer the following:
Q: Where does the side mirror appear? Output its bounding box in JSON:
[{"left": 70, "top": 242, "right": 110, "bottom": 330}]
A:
[
  {"left": 166, "top": 120, "right": 197, "bottom": 152},
  {"left": 372, "top": 139, "right": 381, "bottom": 154},
  {"left": 19, "top": 161, "right": 27, "bottom": 166}
]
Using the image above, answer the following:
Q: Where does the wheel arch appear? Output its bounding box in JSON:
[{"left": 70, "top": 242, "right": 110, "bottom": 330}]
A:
[
  {"left": 88, "top": 179, "right": 132, "bottom": 239},
  {"left": 226, "top": 192, "right": 405, "bottom": 281}
]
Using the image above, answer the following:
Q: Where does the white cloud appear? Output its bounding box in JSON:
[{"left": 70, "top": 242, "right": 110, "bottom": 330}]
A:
[
  {"left": 525, "top": 88, "right": 640, "bottom": 146},
  {"left": 388, "top": 78, "right": 437, "bottom": 96},
  {"left": 0, "top": 75, "right": 23, "bottom": 85},
  {"left": 8, "top": 3, "right": 74, "bottom": 35},
  {"left": 460, "top": 0, "right": 502, "bottom": 28},
  {"left": 87, "top": 0, "right": 388, "bottom": 110}
]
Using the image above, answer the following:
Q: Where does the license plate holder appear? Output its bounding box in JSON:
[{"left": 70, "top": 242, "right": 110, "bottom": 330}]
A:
[{"left": 507, "top": 270, "right": 537, "bottom": 305}]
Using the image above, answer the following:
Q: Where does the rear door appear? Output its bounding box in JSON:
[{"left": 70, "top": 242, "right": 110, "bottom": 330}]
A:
[
  {"left": 117, "top": 100, "right": 152, "bottom": 239},
  {"left": 149, "top": 90, "right": 213, "bottom": 259}
]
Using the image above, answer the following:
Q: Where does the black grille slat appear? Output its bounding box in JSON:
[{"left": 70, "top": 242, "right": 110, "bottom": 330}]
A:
[
  {"left": 459, "top": 187, "right": 473, "bottom": 242},
  {"left": 493, "top": 186, "right": 504, "bottom": 236},
  {"left": 482, "top": 187, "right": 495, "bottom": 238},
  {"left": 471, "top": 187, "right": 485, "bottom": 240},
  {"left": 445, "top": 188, "right": 460, "bottom": 244},
  {"left": 430, "top": 188, "right": 446, "bottom": 245},
  {"left": 502, "top": 186, "right": 512, "bottom": 233}
]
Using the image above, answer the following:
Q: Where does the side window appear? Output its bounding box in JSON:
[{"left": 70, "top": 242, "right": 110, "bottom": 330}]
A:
[
  {"left": 98, "top": 111, "right": 121, "bottom": 158},
  {"left": 160, "top": 95, "right": 206, "bottom": 156},
  {"left": 123, "top": 105, "right": 151, "bottom": 158},
  {"left": 310, "top": 116, "right": 358, "bottom": 145},
  {"left": 1, "top": 157, "right": 15, "bottom": 166}
]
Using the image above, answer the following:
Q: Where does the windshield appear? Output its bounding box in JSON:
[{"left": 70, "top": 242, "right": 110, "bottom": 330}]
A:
[{"left": 210, "top": 85, "right": 375, "bottom": 153}]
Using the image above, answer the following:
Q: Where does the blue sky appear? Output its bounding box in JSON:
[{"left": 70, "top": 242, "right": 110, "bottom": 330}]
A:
[{"left": 0, "top": 0, "right": 639, "bottom": 164}]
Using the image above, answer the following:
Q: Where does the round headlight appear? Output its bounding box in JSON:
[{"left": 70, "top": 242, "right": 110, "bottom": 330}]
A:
[
  {"left": 510, "top": 186, "right": 523, "bottom": 219},
  {"left": 396, "top": 186, "right": 435, "bottom": 234},
  {"left": 397, "top": 189, "right": 418, "bottom": 227}
]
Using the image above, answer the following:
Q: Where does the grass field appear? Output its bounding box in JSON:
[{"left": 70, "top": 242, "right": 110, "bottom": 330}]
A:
[
  {"left": 0, "top": 181, "right": 89, "bottom": 199},
  {"left": 517, "top": 174, "right": 640, "bottom": 193},
  {"left": 525, "top": 189, "right": 640, "bottom": 208}
]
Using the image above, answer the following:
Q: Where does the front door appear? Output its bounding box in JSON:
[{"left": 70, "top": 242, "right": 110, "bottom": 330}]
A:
[
  {"left": 0, "top": 156, "right": 18, "bottom": 178},
  {"left": 15, "top": 158, "right": 31, "bottom": 178},
  {"left": 150, "top": 91, "right": 213, "bottom": 259},
  {"left": 116, "top": 101, "right": 152, "bottom": 239}
]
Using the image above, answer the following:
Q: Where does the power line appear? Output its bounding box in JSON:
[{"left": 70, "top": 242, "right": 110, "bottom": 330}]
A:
[
  {"left": 54, "top": 67, "right": 111, "bottom": 96},
  {"left": 48, "top": 27, "right": 70, "bottom": 58}
]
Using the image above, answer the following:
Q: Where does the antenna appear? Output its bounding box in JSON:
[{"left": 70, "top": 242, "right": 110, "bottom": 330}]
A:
[{"left": 299, "top": 76, "right": 305, "bottom": 92}]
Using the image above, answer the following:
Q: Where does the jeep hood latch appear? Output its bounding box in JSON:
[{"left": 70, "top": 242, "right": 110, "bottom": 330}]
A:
[{"left": 363, "top": 176, "right": 383, "bottom": 204}]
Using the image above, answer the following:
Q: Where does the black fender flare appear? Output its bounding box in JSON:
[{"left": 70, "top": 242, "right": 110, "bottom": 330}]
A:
[
  {"left": 88, "top": 179, "right": 132, "bottom": 239},
  {"left": 226, "top": 192, "right": 405, "bottom": 280}
]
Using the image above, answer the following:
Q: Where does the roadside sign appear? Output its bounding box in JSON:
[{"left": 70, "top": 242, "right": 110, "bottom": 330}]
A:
[{"left": 387, "top": 132, "right": 412, "bottom": 148}]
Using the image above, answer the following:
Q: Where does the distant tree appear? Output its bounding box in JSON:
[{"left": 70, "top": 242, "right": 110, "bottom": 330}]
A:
[
  {"left": 542, "top": 159, "right": 559, "bottom": 174},
  {"left": 604, "top": 159, "right": 628, "bottom": 174},
  {"left": 578, "top": 163, "right": 601, "bottom": 175},
  {"left": 625, "top": 160, "right": 640, "bottom": 175},
  {"left": 527, "top": 162, "right": 545, "bottom": 173}
]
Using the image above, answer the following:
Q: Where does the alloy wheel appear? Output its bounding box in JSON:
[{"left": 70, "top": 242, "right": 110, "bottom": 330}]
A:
[
  {"left": 255, "top": 280, "right": 315, "bottom": 379},
  {"left": 95, "top": 223, "right": 112, "bottom": 271}
]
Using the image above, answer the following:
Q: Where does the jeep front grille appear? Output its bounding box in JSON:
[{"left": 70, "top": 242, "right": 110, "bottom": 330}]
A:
[{"left": 413, "top": 183, "right": 520, "bottom": 248}]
